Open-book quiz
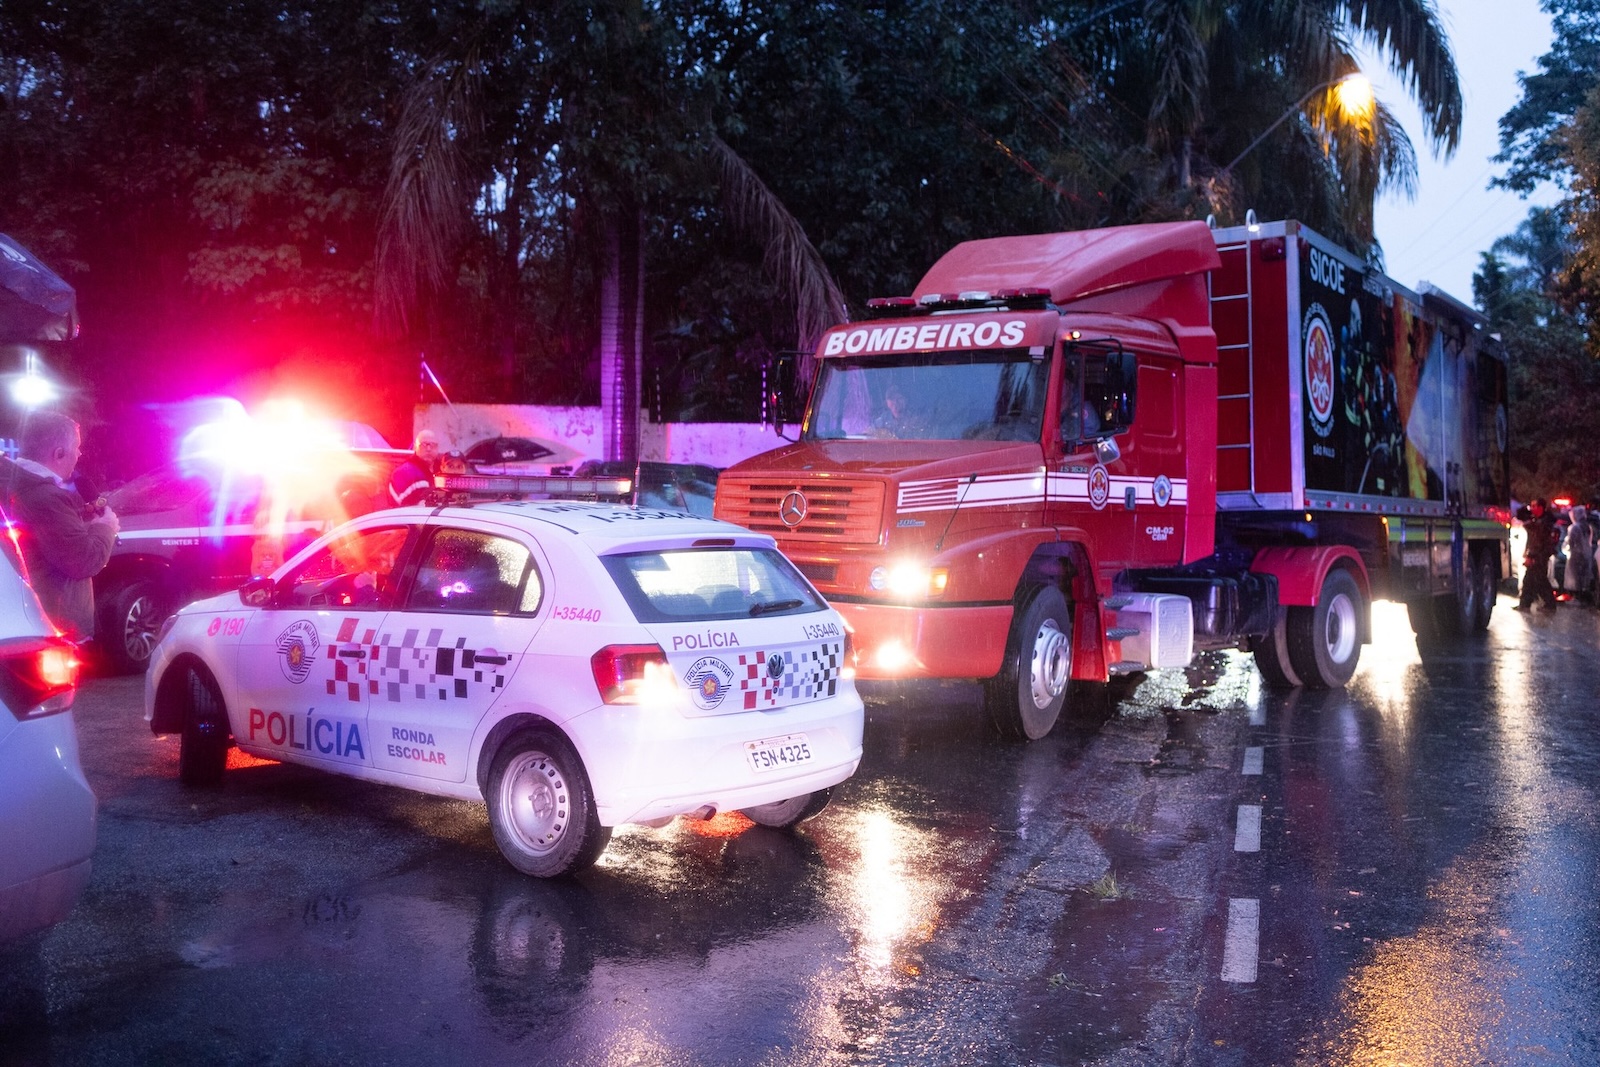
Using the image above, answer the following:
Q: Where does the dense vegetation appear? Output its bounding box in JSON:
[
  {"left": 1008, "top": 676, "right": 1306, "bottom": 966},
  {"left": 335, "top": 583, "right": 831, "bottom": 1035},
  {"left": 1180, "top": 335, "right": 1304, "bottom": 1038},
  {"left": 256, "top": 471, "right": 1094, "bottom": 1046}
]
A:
[{"left": 2, "top": 0, "right": 1468, "bottom": 476}]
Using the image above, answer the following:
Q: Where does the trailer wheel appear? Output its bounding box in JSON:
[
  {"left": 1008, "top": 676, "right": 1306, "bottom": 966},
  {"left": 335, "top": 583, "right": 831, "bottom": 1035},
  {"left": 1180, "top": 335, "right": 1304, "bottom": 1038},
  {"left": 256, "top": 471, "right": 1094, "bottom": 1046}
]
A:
[
  {"left": 986, "top": 586, "right": 1072, "bottom": 741},
  {"left": 1287, "top": 569, "right": 1363, "bottom": 688},
  {"left": 1469, "top": 551, "right": 1497, "bottom": 632},
  {"left": 1253, "top": 606, "right": 1302, "bottom": 688},
  {"left": 1407, "top": 597, "right": 1444, "bottom": 645}
]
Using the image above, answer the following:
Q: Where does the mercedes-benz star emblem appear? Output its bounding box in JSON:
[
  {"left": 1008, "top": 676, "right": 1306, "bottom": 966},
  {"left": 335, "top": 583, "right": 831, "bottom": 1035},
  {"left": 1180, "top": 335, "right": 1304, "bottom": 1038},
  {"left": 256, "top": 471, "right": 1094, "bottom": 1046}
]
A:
[{"left": 779, "top": 490, "right": 808, "bottom": 527}]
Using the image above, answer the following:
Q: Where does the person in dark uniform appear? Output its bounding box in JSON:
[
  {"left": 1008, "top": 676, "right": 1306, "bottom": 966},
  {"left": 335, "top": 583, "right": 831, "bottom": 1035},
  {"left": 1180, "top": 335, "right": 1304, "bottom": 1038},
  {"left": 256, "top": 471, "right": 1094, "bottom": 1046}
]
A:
[
  {"left": 1516, "top": 497, "right": 1560, "bottom": 612},
  {"left": 389, "top": 430, "right": 440, "bottom": 508}
]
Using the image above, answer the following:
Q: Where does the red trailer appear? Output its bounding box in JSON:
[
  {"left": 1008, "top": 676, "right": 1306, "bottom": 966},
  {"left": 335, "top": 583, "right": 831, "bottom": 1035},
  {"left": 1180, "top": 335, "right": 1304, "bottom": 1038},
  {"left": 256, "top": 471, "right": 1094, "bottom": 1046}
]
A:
[{"left": 715, "top": 219, "right": 1510, "bottom": 738}]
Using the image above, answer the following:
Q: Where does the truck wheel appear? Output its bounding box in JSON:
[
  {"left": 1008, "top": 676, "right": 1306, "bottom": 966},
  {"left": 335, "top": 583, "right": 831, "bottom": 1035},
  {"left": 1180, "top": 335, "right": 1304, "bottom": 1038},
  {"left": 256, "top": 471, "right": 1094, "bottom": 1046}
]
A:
[
  {"left": 1253, "top": 606, "right": 1303, "bottom": 688},
  {"left": 1469, "top": 551, "right": 1497, "bottom": 632},
  {"left": 1287, "top": 569, "right": 1363, "bottom": 688},
  {"left": 1407, "top": 597, "right": 1444, "bottom": 645},
  {"left": 740, "top": 788, "right": 832, "bottom": 829},
  {"left": 487, "top": 727, "right": 611, "bottom": 878},
  {"left": 986, "top": 586, "right": 1072, "bottom": 741},
  {"left": 178, "top": 667, "right": 230, "bottom": 787},
  {"left": 99, "top": 579, "right": 166, "bottom": 674}
]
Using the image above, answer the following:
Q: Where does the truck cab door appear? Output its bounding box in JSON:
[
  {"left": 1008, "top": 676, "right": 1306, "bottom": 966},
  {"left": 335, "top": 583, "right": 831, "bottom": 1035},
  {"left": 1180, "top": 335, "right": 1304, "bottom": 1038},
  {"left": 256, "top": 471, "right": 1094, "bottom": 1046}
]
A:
[{"left": 1048, "top": 345, "right": 1141, "bottom": 579}]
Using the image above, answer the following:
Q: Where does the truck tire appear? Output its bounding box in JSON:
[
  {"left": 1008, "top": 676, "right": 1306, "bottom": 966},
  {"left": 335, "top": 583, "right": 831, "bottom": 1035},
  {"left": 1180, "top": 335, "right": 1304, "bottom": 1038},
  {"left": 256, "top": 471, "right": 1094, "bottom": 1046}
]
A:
[
  {"left": 487, "top": 727, "right": 611, "bottom": 878},
  {"left": 1287, "top": 569, "right": 1363, "bottom": 688},
  {"left": 1407, "top": 597, "right": 1444, "bottom": 646},
  {"left": 986, "top": 586, "right": 1072, "bottom": 741},
  {"left": 1469, "top": 550, "right": 1497, "bottom": 632},
  {"left": 178, "top": 666, "right": 230, "bottom": 787},
  {"left": 1253, "top": 606, "right": 1303, "bottom": 688},
  {"left": 98, "top": 579, "right": 166, "bottom": 674}
]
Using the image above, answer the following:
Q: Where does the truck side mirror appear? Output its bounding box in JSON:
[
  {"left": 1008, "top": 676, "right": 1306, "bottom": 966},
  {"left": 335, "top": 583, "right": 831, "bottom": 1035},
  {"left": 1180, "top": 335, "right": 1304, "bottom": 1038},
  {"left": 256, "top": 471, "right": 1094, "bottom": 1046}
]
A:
[{"left": 1079, "top": 349, "right": 1138, "bottom": 438}]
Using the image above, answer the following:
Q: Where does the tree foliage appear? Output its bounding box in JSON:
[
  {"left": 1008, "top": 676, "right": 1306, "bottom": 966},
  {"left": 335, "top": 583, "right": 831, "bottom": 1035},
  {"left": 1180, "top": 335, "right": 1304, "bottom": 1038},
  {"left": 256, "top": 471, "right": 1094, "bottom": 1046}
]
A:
[{"left": 0, "top": 0, "right": 1464, "bottom": 472}]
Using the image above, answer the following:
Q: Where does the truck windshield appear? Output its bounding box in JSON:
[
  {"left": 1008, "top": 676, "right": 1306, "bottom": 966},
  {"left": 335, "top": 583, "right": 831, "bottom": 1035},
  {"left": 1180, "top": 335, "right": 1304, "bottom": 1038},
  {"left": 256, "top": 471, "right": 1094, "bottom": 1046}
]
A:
[{"left": 806, "top": 349, "right": 1049, "bottom": 442}]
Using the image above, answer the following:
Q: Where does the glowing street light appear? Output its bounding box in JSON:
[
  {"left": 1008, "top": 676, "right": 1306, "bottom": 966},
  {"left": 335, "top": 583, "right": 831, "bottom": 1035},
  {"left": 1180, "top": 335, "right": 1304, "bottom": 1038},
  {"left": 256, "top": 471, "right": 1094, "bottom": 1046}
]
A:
[
  {"left": 1220, "top": 73, "right": 1375, "bottom": 176},
  {"left": 8, "top": 351, "right": 57, "bottom": 408}
]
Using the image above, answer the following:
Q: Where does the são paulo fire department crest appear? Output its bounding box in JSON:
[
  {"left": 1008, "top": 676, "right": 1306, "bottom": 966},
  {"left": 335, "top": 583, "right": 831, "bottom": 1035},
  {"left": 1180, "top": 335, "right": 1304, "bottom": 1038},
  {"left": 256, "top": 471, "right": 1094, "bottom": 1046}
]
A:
[
  {"left": 276, "top": 620, "right": 321, "bottom": 683},
  {"left": 685, "top": 656, "right": 734, "bottom": 710},
  {"left": 1303, "top": 302, "right": 1337, "bottom": 438}
]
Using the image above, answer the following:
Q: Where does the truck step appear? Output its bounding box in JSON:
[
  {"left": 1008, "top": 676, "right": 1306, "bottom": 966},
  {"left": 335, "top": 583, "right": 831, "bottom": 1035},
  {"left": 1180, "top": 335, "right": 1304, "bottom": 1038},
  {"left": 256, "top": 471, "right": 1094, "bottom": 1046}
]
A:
[
  {"left": 1104, "top": 595, "right": 1134, "bottom": 610},
  {"left": 1108, "top": 660, "right": 1147, "bottom": 675},
  {"left": 1106, "top": 627, "right": 1142, "bottom": 640}
]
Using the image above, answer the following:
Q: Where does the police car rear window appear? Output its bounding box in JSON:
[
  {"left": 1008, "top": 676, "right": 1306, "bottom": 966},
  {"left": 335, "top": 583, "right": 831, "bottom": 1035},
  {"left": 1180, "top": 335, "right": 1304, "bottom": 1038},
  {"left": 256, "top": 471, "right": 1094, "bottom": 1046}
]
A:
[{"left": 601, "top": 548, "right": 825, "bottom": 623}]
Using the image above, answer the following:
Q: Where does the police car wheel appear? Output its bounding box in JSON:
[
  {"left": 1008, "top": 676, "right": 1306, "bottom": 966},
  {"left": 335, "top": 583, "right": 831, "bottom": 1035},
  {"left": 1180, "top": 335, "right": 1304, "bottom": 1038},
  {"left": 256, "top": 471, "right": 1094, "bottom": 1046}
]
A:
[
  {"left": 487, "top": 728, "right": 611, "bottom": 878},
  {"left": 178, "top": 667, "right": 229, "bottom": 787},
  {"left": 100, "top": 579, "right": 165, "bottom": 674},
  {"left": 986, "top": 585, "right": 1072, "bottom": 741},
  {"left": 740, "top": 788, "right": 832, "bottom": 829}
]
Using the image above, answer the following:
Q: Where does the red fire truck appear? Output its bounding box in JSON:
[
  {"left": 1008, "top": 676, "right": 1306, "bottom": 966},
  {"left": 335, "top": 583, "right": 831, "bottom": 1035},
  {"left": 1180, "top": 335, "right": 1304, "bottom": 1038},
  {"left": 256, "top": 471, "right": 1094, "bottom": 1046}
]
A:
[{"left": 714, "top": 219, "right": 1511, "bottom": 739}]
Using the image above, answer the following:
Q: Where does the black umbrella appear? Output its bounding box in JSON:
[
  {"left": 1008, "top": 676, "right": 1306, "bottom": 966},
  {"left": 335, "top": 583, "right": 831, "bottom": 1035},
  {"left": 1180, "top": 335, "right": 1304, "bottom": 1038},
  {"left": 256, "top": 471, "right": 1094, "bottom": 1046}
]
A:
[{"left": 0, "top": 234, "right": 77, "bottom": 343}]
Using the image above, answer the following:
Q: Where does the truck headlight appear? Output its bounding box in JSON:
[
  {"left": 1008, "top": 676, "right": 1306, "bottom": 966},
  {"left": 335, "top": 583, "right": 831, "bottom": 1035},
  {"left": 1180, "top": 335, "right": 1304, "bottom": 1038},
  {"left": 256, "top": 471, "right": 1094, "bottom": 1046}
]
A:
[{"left": 869, "top": 563, "right": 949, "bottom": 599}]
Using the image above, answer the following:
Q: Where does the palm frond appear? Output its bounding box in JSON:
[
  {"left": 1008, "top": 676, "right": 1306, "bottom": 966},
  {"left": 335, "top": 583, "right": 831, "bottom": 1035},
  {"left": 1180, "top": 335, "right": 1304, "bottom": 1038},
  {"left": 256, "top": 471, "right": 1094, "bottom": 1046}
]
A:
[
  {"left": 373, "top": 52, "right": 480, "bottom": 339},
  {"left": 706, "top": 132, "right": 848, "bottom": 351}
]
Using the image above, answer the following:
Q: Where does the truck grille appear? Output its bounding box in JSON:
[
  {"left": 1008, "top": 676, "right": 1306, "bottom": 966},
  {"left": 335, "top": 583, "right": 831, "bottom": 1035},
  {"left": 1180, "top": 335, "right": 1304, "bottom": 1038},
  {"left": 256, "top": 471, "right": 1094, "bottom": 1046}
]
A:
[{"left": 716, "top": 477, "right": 884, "bottom": 544}]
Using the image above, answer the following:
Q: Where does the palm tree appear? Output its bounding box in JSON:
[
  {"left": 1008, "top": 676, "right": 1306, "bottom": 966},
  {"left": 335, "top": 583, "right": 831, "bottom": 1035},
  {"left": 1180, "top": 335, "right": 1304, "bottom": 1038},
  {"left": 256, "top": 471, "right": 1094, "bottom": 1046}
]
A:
[
  {"left": 372, "top": 0, "right": 844, "bottom": 461},
  {"left": 1137, "top": 0, "right": 1462, "bottom": 250}
]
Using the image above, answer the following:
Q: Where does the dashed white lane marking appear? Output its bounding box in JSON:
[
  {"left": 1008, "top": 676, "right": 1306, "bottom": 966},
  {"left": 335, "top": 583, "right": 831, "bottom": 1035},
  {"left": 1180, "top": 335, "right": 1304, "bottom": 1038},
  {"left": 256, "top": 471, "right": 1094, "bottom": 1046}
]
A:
[
  {"left": 1242, "top": 746, "right": 1264, "bottom": 775},
  {"left": 1221, "top": 898, "right": 1260, "bottom": 982},
  {"left": 1235, "top": 804, "right": 1261, "bottom": 852},
  {"left": 1249, "top": 705, "right": 1265, "bottom": 727}
]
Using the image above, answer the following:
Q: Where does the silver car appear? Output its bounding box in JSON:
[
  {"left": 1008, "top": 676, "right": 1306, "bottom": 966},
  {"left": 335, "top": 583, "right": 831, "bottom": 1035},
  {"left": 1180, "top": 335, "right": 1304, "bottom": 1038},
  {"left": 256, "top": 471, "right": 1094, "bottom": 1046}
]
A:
[{"left": 0, "top": 539, "right": 96, "bottom": 943}]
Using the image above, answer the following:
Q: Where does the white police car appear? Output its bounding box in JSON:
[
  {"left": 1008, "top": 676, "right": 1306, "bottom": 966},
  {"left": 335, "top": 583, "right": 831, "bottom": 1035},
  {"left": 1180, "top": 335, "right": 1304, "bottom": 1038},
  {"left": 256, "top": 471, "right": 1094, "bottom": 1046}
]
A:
[{"left": 143, "top": 498, "right": 863, "bottom": 877}]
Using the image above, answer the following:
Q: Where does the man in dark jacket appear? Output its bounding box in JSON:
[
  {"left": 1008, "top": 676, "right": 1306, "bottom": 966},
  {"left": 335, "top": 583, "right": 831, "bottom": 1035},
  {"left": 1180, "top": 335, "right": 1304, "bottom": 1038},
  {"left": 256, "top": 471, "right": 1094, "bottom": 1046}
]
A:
[
  {"left": 1516, "top": 497, "right": 1560, "bottom": 612},
  {"left": 1, "top": 411, "right": 119, "bottom": 640}
]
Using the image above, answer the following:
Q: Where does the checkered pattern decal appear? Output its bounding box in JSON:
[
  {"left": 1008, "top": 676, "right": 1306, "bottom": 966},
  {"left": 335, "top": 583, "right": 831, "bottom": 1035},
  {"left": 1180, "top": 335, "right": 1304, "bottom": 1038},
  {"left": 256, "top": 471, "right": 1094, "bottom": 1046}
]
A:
[
  {"left": 736, "top": 641, "right": 844, "bottom": 710},
  {"left": 323, "top": 616, "right": 515, "bottom": 703}
]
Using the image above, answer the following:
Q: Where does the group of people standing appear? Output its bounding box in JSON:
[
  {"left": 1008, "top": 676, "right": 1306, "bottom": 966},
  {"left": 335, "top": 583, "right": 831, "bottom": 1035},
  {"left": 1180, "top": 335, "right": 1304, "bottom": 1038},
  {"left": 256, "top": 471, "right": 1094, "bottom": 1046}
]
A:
[{"left": 1517, "top": 497, "right": 1600, "bottom": 611}]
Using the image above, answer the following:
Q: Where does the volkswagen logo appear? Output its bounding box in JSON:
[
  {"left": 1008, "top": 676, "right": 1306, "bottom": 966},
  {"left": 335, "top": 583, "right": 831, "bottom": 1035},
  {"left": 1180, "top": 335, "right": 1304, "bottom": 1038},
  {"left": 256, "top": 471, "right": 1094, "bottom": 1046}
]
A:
[
  {"left": 779, "top": 490, "right": 808, "bottom": 527},
  {"left": 766, "top": 653, "right": 786, "bottom": 679}
]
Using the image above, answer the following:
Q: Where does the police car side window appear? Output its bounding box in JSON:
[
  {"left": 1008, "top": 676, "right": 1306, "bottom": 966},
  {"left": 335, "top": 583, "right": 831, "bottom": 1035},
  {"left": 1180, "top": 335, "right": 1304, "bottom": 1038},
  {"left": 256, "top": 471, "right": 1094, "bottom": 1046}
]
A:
[
  {"left": 406, "top": 529, "right": 534, "bottom": 615},
  {"left": 284, "top": 526, "right": 410, "bottom": 609}
]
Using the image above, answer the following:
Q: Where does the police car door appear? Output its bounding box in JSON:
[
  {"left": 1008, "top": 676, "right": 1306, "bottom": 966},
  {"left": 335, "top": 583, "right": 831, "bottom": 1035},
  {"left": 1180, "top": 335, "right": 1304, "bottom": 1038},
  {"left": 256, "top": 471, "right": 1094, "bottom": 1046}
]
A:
[
  {"left": 364, "top": 523, "right": 543, "bottom": 785},
  {"left": 233, "top": 523, "right": 414, "bottom": 772}
]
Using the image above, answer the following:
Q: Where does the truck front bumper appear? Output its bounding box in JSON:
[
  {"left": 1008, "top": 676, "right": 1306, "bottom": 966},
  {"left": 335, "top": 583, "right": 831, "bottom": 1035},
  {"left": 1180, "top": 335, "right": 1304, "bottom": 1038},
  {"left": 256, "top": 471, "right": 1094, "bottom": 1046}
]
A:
[{"left": 834, "top": 601, "right": 1013, "bottom": 680}]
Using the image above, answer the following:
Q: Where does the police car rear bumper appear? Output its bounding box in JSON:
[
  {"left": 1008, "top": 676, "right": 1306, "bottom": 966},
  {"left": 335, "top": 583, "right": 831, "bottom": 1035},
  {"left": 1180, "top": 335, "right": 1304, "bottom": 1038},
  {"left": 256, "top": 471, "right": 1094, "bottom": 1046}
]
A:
[{"left": 570, "top": 694, "right": 864, "bottom": 827}]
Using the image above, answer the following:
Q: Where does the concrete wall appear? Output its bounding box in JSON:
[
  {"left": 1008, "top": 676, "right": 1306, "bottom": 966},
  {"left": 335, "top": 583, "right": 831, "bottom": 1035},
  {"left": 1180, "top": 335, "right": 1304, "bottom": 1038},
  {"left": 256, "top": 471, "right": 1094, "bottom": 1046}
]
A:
[{"left": 412, "top": 403, "right": 789, "bottom": 470}]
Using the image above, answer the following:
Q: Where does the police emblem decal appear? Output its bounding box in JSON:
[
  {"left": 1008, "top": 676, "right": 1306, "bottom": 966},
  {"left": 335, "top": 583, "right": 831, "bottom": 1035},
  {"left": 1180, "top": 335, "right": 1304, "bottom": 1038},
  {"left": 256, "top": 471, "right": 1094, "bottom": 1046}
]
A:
[
  {"left": 276, "top": 620, "right": 321, "bottom": 683},
  {"left": 685, "top": 656, "right": 735, "bottom": 711}
]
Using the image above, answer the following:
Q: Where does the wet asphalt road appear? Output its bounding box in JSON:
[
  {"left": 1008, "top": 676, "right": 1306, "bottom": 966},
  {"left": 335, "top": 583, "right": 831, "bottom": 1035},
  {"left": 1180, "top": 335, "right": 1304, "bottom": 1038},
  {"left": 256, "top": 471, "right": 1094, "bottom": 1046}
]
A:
[{"left": 2, "top": 594, "right": 1598, "bottom": 1066}]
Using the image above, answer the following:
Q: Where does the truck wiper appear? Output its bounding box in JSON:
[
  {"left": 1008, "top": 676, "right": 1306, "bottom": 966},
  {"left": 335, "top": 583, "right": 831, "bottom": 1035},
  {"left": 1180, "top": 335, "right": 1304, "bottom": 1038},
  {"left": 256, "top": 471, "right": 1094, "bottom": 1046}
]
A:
[{"left": 748, "top": 598, "right": 804, "bottom": 616}]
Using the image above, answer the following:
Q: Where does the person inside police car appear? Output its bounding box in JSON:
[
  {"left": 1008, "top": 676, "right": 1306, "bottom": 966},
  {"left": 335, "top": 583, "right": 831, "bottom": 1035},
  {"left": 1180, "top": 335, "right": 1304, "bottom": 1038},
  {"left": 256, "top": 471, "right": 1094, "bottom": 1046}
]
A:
[
  {"left": 0, "top": 410, "right": 120, "bottom": 641},
  {"left": 390, "top": 429, "right": 441, "bottom": 507}
]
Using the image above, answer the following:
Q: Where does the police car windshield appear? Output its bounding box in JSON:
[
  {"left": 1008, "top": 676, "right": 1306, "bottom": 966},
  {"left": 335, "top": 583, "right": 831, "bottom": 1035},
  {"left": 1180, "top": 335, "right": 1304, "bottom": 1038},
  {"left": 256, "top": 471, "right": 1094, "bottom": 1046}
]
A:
[
  {"left": 806, "top": 349, "right": 1048, "bottom": 442},
  {"left": 601, "top": 548, "right": 825, "bottom": 623}
]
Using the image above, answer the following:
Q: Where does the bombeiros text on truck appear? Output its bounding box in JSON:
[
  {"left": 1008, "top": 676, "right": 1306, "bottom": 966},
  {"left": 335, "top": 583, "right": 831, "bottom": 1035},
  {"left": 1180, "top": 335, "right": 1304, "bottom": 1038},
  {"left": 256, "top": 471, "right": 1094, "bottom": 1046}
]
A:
[{"left": 715, "top": 218, "right": 1510, "bottom": 739}]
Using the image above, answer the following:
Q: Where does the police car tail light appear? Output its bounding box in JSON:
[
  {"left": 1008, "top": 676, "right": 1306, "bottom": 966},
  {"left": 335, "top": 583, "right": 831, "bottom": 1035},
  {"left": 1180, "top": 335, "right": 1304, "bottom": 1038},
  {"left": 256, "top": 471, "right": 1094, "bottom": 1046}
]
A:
[
  {"left": 0, "top": 636, "right": 79, "bottom": 720},
  {"left": 591, "top": 644, "right": 675, "bottom": 705}
]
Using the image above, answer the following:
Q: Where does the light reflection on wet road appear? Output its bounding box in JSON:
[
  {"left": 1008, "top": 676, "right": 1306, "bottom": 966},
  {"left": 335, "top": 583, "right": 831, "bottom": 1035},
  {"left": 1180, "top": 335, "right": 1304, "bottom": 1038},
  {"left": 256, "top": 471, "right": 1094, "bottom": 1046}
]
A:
[{"left": 3, "top": 595, "right": 1598, "bottom": 1065}]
